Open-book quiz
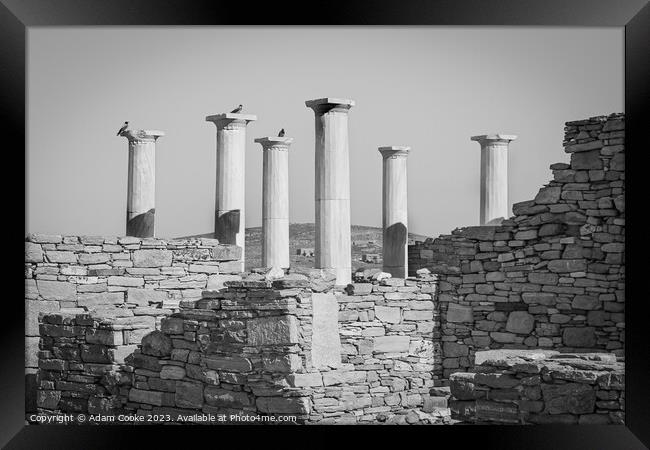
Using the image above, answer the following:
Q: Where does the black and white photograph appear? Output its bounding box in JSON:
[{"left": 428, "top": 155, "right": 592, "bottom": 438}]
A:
[{"left": 2, "top": 0, "right": 649, "bottom": 447}]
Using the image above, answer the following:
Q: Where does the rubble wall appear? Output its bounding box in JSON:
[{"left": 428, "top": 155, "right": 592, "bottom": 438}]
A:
[{"left": 409, "top": 114, "right": 625, "bottom": 377}]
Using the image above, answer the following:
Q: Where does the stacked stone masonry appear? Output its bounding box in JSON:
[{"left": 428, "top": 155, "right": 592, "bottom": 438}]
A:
[
  {"left": 448, "top": 350, "right": 624, "bottom": 424},
  {"left": 25, "top": 234, "right": 242, "bottom": 411},
  {"left": 35, "top": 271, "right": 451, "bottom": 424},
  {"left": 409, "top": 114, "right": 625, "bottom": 377}
]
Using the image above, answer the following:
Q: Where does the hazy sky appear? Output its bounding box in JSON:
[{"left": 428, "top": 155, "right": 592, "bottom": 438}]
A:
[{"left": 27, "top": 27, "right": 623, "bottom": 239}]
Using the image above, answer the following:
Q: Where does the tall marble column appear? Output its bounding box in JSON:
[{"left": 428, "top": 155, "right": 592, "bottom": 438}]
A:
[
  {"left": 206, "top": 112, "right": 257, "bottom": 269},
  {"left": 255, "top": 136, "right": 293, "bottom": 269},
  {"left": 122, "top": 129, "right": 164, "bottom": 237},
  {"left": 379, "top": 146, "right": 410, "bottom": 278},
  {"left": 305, "top": 97, "right": 355, "bottom": 285},
  {"left": 471, "top": 134, "right": 517, "bottom": 225}
]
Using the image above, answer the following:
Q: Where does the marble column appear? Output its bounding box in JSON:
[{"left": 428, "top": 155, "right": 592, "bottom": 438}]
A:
[
  {"left": 379, "top": 146, "right": 410, "bottom": 278},
  {"left": 305, "top": 97, "right": 355, "bottom": 285},
  {"left": 122, "top": 129, "right": 164, "bottom": 237},
  {"left": 206, "top": 113, "right": 257, "bottom": 269},
  {"left": 255, "top": 136, "right": 293, "bottom": 269},
  {"left": 471, "top": 134, "right": 517, "bottom": 225}
]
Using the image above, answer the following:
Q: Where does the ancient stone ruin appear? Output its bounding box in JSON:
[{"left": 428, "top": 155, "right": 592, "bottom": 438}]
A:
[{"left": 25, "top": 103, "right": 624, "bottom": 425}]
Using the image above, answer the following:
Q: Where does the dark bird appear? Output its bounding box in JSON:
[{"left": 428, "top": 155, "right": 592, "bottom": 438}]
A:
[
  {"left": 230, "top": 104, "right": 243, "bottom": 113},
  {"left": 116, "top": 121, "right": 129, "bottom": 136},
  {"left": 278, "top": 128, "right": 285, "bottom": 137}
]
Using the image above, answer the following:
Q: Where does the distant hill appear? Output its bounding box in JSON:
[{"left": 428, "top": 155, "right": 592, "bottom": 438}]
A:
[{"left": 182, "top": 223, "right": 430, "bottom": 271}]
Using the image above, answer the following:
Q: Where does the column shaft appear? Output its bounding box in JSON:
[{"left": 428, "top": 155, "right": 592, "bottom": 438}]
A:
[
  {"left": 206, "top": 113, "right": 257, "bottom": 270},
  {"left": 306, "top": 98, "right": 355, "bottom": 285},
  {"left": 472, "top": 134, "right": 517, "bottom": 225},
  {"left": 380, "top": 147, "right": 409, "bottom": 278},
  {"left": 256, "top": 137, "right": 293, "bottom": 269},
  {"left": 123, "top": 130, "right": 164, "bottom": 237}
]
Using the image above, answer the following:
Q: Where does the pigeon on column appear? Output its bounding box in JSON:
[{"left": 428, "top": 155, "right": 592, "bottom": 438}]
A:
[
  {"left": 278, "top": 128, "right": 285, "bottom": 137},
  {"left": 117, "top": 121, "right": 129, "bottom": 136},
  {"left": 230, "top": 104, "right": 243, "bottom": 113}
]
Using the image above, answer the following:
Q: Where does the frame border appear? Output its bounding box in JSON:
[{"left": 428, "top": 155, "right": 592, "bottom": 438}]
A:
[{"left": 2, "top": 0, "right": 648, "bottom": 447}]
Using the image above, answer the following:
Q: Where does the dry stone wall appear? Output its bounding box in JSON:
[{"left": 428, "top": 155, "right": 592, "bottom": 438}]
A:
[
  {"left": 25, "top": 234, "right": 242, "bottom": 411},
  {"left": 448, "top": 350, "right": 624, "bottom": 424},
  {"left": 35, "top": 272, "right": 447, "bottom": 424},
  {"left": 409, "top": 114, "right": 625, "bottom": 377}
]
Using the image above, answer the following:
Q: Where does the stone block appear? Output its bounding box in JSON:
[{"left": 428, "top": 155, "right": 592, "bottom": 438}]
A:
[
  {"left": 287, "top": 372, "right": 324, "bottom": 387},
  {"left": 535, "top": 186, "right": 561, "bottom": 204},
  {"left": 311, "top": 292, "right": 342, "bottom": 369},
  {"left": 86, "top": 328, "right": 123, "bottom": 346},
  {"left": 571, "top": 150, "right": 602, "bottom": 170},
  {"left": 161, "top": 317, "right": 185, "bottom": 334},
  {"left": 141, "top": 331, "right": 172, "bottom": 357},
  {"left": 571, "top": 295, "right": 600, "bottom": 310},
  {"left": 107, "top": 276, "right": 144, "bottom": 287},
  {"left": 373, "top": 335, "right": 410, "bottom": 353},
  {"left": 505, "top": 311, "right": 535, "bottom": 334},
  {"left": 175, "top": 381, "right": 204, "bottom": 408},
  {"left": 246, "top": 315, "right": 299, "bottom": 346},
  {"left": 126, "top": 288, "right": 169, "bottom": 306},
  {"left": 562, "top": 327, "right": 596, "bottom": 347},
  {"left": 36, "top": 280, "right": 76, "bottom": 301},
  {"left": 203, "top": 355, "right": 252, "bottom": 373},
  {"left": 542, "top": 383, "right": 595, "bottom": 414},
  {"left": 211, "top": 245, "right": 242, "bottom": 261},
  {"left": 547, "top": 259, "right": 586, "bottom": 273},
  {"left": 77, "top": 292, "right": 124, "bottom": 308},
  {"left": 160, "top": 365, "right": 186, "bottom": 380},
  {"left": 403, "top": 310, "right": 433, "bottom": 321},
  {"left": 446, "top": 303, "right": 473, "bottom": 323},
  {"left": 262, "top": 354, "right": 303, "bottom": 373},
  {"left": 256, "top": 396, "right": 309, "bottom": 414},
  {"left": 132, "top": 249, "right": 173, "bottom": 267},
  {"left": 204, "top": 386, "right": 252, "bottom": 407},
  {"left": 78, "top": 253, "right": 111, "bottom": 265},
  {"left": 36, "top": 390, "right": 61, "bottom": 409},
  {"left": 322, "top": 369, "right": 367, "bottom": 386},
  {"left": 25, "top": 300, "right": 60, "bottom": 336},
  {"left": 128, "top": 388, "right": 164, "bottom": 406},
  {"left": 45, "top": 251, "right": 78, "bottom": 264},
  {"left": 443, "top": 342, "right": 469, "bottom": 357},
  {"left": 346, "top": 283, "right": 373, "bottom": 295},
  {"left": 25, "top": 242, "right": 44, "bottom": 263}
]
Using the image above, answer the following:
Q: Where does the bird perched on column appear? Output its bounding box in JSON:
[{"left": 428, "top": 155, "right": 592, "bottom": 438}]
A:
[
  {"left": 278, "top": 128, "right": 285, "bottom": 137},
  {"left": 117, "top": 121, "right": 129, "bottom": 136},
  {"left": 230, "top": 104, "right": 243, "bottom": 113}
]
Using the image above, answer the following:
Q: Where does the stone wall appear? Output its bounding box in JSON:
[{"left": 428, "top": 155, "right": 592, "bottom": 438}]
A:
[
  {"left": 408, "top": 114, "right": 625, "bottom": 377},
  {"left": 35, "top": 271, "right": 447, "bottom": 424},
  {"left": 25, "top": 234, "right": 242, "bottom": 411},
  {"left": 448, "top": 350, "right": 624, "bottom": 424}
]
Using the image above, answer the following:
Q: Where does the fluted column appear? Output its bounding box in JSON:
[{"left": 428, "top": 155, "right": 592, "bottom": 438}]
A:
[
  {"left": 379, "top": 146, "right": 410, "bottom": 278},
  {"left": 122, "top": 129, "right": 164, "bottom": 237},
  {"left": 255, "top": 136, "right": 293, "bottom": 269},
  {"left": 305, "top": 97, "right": 355, "bottom": 285},
  {"left": 471, "top": 134, "right": 517, "bottom": 225},
  {"left": 206, "top": 113, "right": 257, "bottom": 270}
]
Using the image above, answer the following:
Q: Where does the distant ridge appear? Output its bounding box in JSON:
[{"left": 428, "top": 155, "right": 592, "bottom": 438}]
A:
[{"left": 180, "top": 223, "right": 430, "bottom": 271}]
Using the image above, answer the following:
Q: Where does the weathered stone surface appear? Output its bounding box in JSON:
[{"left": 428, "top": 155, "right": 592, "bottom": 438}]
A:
[
  {"left": 374, "top": 305, "right": 401, "bottom": 323},
  {"left": 542, "top": 383, "right": 596, "bottom": 414},
  {"left": 534, "top": 186, "right": 561, "bottom": 204},
  {"left": 562, "top": 327, "right": 596, "bottom": 347},
  {"left": 373, "top": 335, "right": 410, "bottom": 353},
  {"left": 246, "top": 315, "right": 299, "bottom": 346},
  {"left": 86, "top": 328, "right": 123, "bottom": 346},
  {"left": 160, "top": 365, "right": 186, "bottom": 380},
  {"left": 547, "top": 259, "right": 586, "bottom": 273},
  {"left": 447, "top": 304, "right": 473, "bottom": 323},
  {"left": 257, "top": 397, "right": 310, "bottom": 414},
  {"left": 141, "top": 330, "right": 172, "bottom": 357},
  {"left": 25, "top": 242, "right": 44, "bottom": 263},
  {"left": 203, "top": 356, "right": 252, "bottom": 373},
  {"left": 128, "top": 388, "right": 163, "bottom": 406},
  {"left": 126, "top": 288, "right": 169, "bottom": 306},
  {"left": 571, "top": 295, "right": 600, "bottom": 310},
  {"left": 175, "top": 381, "right": 204, "bottom": 408},
  {"left": 206, "top": 274, "right": 242, "bottom": 290},
  {"left": 132, "top": 249, "right": 173, "bottom": 267},
  {"left": 36, "top": 280, "right": 76, "bottom": 301},
  {"left": 443, "top": 342, "right": 469, "bottom": 357},
  {"left": 311, "top": 292, "right": 342, "bottom": 369},
  {"left": 287, "top": 372, "right": 324, "bottom": 387},
  {"left": 107, "top": 276, "right": 144, "bottom": 287},
  {"left": 505, "top": 311, "right": 535, "bottom": 334},
  {"left": 204, "top": 386, "right": 252, "bottom": 407}
]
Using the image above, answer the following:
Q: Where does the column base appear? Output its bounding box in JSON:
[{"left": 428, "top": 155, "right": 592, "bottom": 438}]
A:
[{"left": 127, "top": 208, "right": 155, "bottom": 238}]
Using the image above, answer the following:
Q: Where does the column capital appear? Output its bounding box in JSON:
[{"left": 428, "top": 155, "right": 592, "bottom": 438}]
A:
[
  {"left": 379, "top": 146, "right": 410, "bottom": 158},
  {"left": 206, "top": 113, "right": 257, "bottom": 129},
  {"left": 122, "top": 129, "right": 165, "bottom": 143},
  {"left": 254, "top": 137, "right": 294, "bottom": 149},
  {"left": 305, "top": 97, "right": 355, "bottom": 114},
  {"left": 471, "top": 134, "right": 517, "bottom": 145}
]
